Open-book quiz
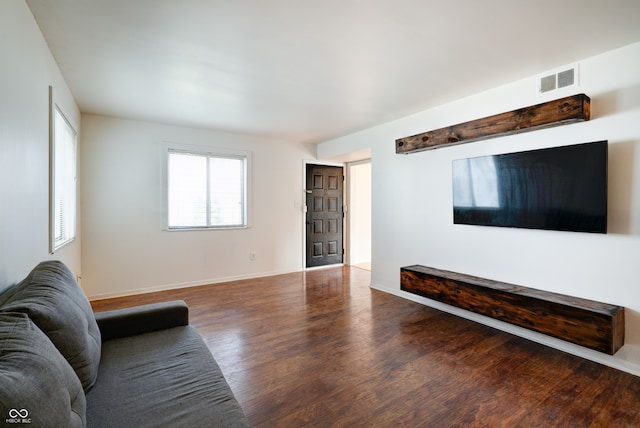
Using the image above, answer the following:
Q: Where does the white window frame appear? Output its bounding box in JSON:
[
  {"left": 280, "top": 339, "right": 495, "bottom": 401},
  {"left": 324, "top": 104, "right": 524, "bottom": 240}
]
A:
[
  {"left": 49, "top": 87, "right": 78, "bottom": 252},
  {"left": 162, "top": 143, "right": 252, "bottom": 231}
]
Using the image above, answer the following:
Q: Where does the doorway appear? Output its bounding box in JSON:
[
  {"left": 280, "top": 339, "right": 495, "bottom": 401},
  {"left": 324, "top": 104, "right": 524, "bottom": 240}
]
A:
[
  {"left": 347, "top": 160, "right": 371, "bottom": 270},
  {"left": 305, "top": 164, "right": 344, "bottom": 268}
]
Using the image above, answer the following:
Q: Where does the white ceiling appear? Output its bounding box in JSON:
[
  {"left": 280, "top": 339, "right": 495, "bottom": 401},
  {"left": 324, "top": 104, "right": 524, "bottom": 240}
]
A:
[{"left": 26, "top": 0, "right": 640, "bottom": 144}]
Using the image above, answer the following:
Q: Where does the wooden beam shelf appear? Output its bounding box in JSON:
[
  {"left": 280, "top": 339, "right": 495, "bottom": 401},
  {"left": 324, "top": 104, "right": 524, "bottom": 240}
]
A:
[
  {"left": 400, "top": 265, "right": 624, "bottom": 355},
  {"left": 396, "top": 93, "right": 590, "bottom": 154}
]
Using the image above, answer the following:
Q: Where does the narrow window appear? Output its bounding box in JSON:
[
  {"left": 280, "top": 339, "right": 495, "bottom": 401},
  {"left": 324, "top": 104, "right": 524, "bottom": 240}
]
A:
[
  {"left": 167, "top": 149, "right": 247, "bottom": 229},
  {"left": 50, "top": 106, "right": 77, "bottom": 252}
]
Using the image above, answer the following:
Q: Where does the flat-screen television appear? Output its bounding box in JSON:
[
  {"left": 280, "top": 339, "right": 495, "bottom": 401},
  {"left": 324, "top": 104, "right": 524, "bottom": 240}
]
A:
[{"left": 452, "top": 141, "right": 608, "bottom": 233}]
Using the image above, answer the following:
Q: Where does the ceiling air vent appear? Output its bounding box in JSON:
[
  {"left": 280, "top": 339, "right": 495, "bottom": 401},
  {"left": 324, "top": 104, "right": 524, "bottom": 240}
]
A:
[{"left": 538, "top": 64, "right": 579, "bottom": 95}]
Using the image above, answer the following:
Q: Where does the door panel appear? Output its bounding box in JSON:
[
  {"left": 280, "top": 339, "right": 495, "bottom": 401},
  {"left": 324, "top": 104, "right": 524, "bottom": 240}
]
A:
[{"left": 306, "top": 165, "right": 344, "bottom": 268}]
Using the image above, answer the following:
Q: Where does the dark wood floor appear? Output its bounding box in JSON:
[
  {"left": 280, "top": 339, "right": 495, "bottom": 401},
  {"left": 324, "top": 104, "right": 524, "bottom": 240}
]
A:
[{"left": 91, "top": 266, "right": 640, "bottom": 427}]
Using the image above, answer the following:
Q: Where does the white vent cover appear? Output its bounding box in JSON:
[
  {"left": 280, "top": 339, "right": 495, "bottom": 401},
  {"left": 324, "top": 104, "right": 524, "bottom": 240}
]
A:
[{"left": 538, "top": 64, "right": 579, "bottom": 95}]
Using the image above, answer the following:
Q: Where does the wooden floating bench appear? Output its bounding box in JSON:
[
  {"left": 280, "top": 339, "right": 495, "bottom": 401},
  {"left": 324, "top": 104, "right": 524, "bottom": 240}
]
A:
[{"left": 400, "top": 265, "right": 624, "bottom": 355}]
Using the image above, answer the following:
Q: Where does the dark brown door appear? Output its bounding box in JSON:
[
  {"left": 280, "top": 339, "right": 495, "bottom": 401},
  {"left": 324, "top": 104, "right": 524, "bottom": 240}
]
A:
[{"left": 306, "top": 164, "right": 344, "bottom": 268}]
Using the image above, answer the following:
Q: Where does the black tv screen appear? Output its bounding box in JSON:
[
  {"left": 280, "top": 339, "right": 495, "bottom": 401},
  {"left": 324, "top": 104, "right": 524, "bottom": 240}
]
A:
[{"left": 452, "top": 141, "right": 608, "bottom": 233}]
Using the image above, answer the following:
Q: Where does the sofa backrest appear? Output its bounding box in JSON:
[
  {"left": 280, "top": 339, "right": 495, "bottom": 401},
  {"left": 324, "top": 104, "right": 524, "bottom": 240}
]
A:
[
  {"left": 0, "top": 311, "right": 86, "bottom": 427},
  {"left": 1, "top": 261, "right": 101, "bottom": 391}
]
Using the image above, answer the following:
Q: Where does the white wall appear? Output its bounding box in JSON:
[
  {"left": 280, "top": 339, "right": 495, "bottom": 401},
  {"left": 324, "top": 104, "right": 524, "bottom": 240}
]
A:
[
  {"left": 81, "top": 115, "right": 314, "bottom": 298},
  {"left": 0, "top": 1, "right": 81, "bottom": 293},
  {"left": 317, "top": 41, "right": 640, "bottom": 375}
]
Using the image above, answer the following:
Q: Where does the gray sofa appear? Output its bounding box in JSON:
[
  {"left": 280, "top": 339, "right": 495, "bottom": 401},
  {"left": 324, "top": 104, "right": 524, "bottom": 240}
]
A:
[{"left": 0, "top": 260, "right": 249, "bottom": 427}]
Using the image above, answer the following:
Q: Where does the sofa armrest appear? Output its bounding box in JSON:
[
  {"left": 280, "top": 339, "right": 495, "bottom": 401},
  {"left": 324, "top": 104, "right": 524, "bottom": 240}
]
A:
[{"left": 95, "top": 300, "right": 189, "bottom": 341}]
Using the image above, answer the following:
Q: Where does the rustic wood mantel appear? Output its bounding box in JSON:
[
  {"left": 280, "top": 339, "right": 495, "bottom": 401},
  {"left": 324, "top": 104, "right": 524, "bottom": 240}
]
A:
[
  {"left": 400, "top": 265, "right": 624, "bottom": 355},
  {"left": 396, "top": 93, "right": 590, "bottom": 154}
]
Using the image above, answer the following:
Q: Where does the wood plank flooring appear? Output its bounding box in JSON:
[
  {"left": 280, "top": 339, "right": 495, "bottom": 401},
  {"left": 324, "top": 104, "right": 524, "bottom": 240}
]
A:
[{"left": 90, "top": 266, "right": 640, "bottom": 427}]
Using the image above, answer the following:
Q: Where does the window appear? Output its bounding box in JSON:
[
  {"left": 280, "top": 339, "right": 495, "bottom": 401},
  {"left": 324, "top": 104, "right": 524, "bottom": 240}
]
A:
[
  {"left": 50, "top": 105, "right": 77, "bottom": 252},
  {"left": 167, "top": 148, "right": 248, "bottom": 229}
]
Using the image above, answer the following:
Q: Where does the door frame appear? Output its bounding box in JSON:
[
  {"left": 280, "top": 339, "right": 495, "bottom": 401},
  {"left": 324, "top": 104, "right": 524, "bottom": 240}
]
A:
[{"left": 302, "top": 159, "right": 345, "bottom": 270}]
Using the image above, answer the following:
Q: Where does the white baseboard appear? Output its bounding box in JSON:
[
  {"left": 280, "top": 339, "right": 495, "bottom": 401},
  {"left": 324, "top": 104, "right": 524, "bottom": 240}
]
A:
[{"left": 88, "top": 268, "right": 301, "bottom": 301}]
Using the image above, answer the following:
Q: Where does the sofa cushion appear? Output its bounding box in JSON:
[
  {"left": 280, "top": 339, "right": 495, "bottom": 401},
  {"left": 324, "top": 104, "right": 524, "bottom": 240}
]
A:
[
  {"left": 2, "top": 261, "right": 101, "bottom": 391},
  {"left": 0, "top": 312, "right": 86, "bottom": 427},
  {"left": 86, "top": 325, "right": 249, "bottom": 427}
]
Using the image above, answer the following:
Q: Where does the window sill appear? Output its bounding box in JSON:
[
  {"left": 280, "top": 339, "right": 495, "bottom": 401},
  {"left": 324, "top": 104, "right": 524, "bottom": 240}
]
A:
[{"left": 164, "top": 225, "right": 249, "bottom": 232}]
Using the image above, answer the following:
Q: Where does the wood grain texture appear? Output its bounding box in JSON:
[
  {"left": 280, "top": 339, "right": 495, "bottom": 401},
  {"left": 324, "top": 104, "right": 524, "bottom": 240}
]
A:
[
  {"left": 91, "top": 266, "right": 639, "bottom": 427},
  {"left": 401, "top": 265, "right": 624, "bottom": 355},
  {"left": 396, "top": 93, "right": 590, "bottom": 153}
]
